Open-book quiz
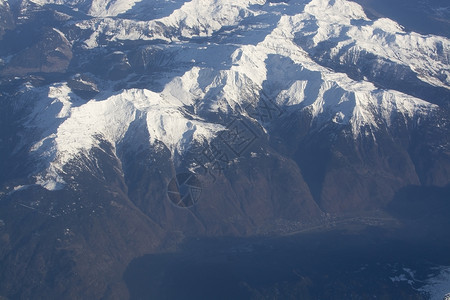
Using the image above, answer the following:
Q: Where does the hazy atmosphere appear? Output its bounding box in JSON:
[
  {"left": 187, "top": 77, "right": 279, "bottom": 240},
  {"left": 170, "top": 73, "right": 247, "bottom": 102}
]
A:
[{"left": 0, "top": 0, "right": 449, "bottom": 299}]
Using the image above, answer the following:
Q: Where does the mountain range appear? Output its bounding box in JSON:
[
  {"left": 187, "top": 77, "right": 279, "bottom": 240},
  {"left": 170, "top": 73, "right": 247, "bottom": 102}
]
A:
[{"left": 0, "top": 0, "right": 449, "bottom": 298}]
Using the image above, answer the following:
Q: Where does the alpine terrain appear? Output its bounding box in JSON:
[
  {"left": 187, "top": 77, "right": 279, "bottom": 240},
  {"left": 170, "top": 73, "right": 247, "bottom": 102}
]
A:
[{"left": 0, "top": 0, "right": 449, "bottom": 298}]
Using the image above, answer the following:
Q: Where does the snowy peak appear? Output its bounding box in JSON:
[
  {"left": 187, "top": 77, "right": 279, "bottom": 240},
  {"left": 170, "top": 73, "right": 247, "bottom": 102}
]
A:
[
  {"left": 71, "top": 0, "right": 449, "bottom": 90},
  {"left": 26, "top": 60, "right": 436, "bottom": 190},
  {"left": 8, "top": 0, "right": 447, "bottom": 191},
  {"left": 25, "top": 0, "right": 142, "bottom": 16},
  {"left": 304, "top": 0, "right": 369, "bottom": 23},
  {"left": 28, "top": 84, "right": 224, "bottom": 189},
  {"left": 292, "top": 0, "right": 450, "bottom": 90}
]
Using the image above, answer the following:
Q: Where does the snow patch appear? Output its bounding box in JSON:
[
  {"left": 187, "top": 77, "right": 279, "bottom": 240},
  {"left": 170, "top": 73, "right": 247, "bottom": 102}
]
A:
[{"left": 420, "top": 267, "right": 450, "bottom": 300}]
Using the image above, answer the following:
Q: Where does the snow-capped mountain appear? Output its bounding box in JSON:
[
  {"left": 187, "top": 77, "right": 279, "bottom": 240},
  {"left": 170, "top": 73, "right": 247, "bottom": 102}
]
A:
[
  {"left": 0, "top": 0, "right": 449, "bottom": 298},
  {"left": 11, "top": 0, "right": 448, "bottom": 192}
]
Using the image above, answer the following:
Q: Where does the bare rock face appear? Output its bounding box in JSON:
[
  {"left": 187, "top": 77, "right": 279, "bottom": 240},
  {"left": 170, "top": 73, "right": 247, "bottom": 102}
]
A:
[
  {"left": 67, "top": 73, "right": 99, "bottom": 99},
  {"left": 0, "top": 143, "right": 165, "bottom": 299},
  {"left": 1, "top": 28, "right": 72, "bottom": 76}
]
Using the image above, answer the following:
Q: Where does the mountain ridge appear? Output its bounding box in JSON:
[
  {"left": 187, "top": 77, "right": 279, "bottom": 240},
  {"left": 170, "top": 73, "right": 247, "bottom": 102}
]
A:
[{"left": 0, "top": 0, "right": 449, "bottom": 299}]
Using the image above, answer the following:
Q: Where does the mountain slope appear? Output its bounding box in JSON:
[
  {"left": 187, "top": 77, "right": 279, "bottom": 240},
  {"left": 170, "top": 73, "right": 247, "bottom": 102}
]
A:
[{"left": 0, "top": 0, "right": 449, "bottom": 298}]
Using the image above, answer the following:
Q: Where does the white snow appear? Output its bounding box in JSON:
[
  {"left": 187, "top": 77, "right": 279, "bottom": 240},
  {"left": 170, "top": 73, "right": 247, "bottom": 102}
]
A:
[
  {"left": 420, "top": 266, "right": 450, "bottom": 300},
  {"left": 75, "top": 0, "right": 267, "bottom": 44},
  {"left": 88, "top": 0, "right": 142, "bottom": 17},
  {"left": 27, "top": 0, "right": 142, "bottom": 17},
  {"left": 297, "top": 0, "right": 450, "bottom": 89},
  {"left": 389, "top": 273, "right": 414, "bottom": 285},
  {"left": 6, "top": 185, "right": 34, "bottom": 195},
  {"left": 20, "top": 0, "right": 445, "bottom": 190},
  {"left": 29, "top": 86, "right": 224, "bottom": 190},
  {"left": 71, "top": 0, "right": 449, "bottom": 90}
]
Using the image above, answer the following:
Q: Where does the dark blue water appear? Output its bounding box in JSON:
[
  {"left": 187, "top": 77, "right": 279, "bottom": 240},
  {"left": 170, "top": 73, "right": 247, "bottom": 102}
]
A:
[{"left": 124, "top": 228, "right": 450, "bottom": 299}]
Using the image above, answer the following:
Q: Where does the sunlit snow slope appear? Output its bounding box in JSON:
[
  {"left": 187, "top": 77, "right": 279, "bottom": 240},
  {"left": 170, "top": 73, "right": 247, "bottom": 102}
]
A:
[{"left": 11, "top": 0, "right": 448, "bottom": 190}]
